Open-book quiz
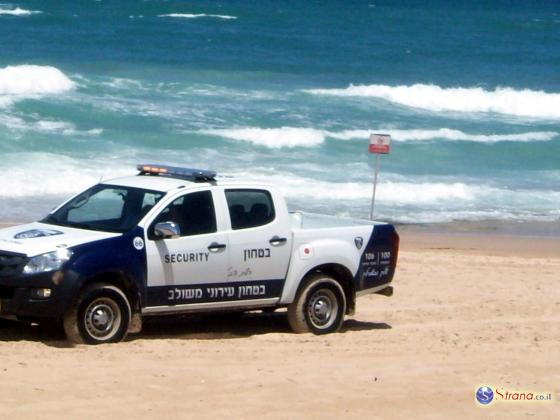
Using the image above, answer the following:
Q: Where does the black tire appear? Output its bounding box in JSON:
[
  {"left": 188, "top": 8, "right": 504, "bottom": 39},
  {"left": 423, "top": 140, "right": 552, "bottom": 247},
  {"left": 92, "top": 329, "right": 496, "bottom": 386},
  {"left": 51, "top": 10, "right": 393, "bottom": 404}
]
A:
[
  {"left": 63, "top": 283, "right": 131, "bottom": 345},
  {"left": 287, "top": 274, "right": 346, "bottom": 335}
]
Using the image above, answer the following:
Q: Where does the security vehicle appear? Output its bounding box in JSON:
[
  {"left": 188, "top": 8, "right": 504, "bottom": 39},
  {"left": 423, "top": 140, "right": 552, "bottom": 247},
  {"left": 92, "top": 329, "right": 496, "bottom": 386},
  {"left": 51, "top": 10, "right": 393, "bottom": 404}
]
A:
[{"left": 0, "top": 164, "right": 399, "bottom": 344}]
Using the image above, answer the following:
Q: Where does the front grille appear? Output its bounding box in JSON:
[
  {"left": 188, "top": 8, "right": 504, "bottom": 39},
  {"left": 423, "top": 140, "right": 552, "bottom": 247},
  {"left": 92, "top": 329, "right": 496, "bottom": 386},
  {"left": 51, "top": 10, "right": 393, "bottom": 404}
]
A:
[{"left": 0, "top": 251, "right": 27, "bottom": 277}]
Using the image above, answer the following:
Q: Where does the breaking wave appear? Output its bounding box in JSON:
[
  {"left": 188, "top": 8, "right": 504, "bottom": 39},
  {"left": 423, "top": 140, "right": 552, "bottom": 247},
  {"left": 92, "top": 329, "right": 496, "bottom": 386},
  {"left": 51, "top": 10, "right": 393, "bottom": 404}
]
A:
[
  {"left": 0, "top": 7, "right": 41, "bottom": 16},
  {"left": 200, "top": 127, "right": 324, "bottom": 148},
  {"left": 0, "top": 157, "right": 558, "bottom": 224},
  {"left": 229, "top": 170, "right": 560, "bottom": 212},
  {"left": 158, "top": 13, "right": 237, "bottom": 20},
  {"left": 303, "top": 84, "right": 560, "bottom": 119},
  {"left": 200, "top": 126, "right": 558, "bottom": 148},
  {"left": 327, "top": 128, "right": 558, "bottom": 143},
  {"left": 276, "top": 177, "right": 477, "bottom": 205},
  {"left": 0, "top": 114, "right": 102, "bottom": 136},
  {"left": 0, "top": 154, "right": 132, "bottom": 198},
  {"left": 0, "top": 65, "right": 75, "bottom": 106}
]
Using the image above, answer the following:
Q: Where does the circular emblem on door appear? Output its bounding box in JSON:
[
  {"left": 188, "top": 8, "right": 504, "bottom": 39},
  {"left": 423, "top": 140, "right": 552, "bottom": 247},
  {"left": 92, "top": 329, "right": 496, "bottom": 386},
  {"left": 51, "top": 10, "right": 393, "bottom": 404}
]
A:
[{"left": 133, "top": 236, "right": 145, "bottom": 250}]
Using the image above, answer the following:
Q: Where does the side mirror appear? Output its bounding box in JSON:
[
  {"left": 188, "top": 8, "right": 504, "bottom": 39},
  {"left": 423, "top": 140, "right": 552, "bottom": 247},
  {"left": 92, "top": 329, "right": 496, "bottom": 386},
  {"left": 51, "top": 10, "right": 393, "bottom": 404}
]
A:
[{"left": 154, "top": 222, "right": 181, "bottom": 240}]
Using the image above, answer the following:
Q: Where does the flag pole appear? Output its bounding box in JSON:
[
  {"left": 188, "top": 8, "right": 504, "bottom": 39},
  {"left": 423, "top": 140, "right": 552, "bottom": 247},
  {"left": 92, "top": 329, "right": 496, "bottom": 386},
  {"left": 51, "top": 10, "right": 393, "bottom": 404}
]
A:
[
  {"left": 370, "top": 154, "right": 380, "bottom": 220},
  {"left": 368, "top": 133, "right": 391, "bottom": 221}
]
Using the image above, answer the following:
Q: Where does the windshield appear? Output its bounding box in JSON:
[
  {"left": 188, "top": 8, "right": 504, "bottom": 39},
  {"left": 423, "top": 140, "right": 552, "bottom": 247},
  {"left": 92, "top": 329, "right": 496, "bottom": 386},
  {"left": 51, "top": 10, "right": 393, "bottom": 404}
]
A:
[{"left": 42, "top": 184, "right": 165, "bottom": 233}]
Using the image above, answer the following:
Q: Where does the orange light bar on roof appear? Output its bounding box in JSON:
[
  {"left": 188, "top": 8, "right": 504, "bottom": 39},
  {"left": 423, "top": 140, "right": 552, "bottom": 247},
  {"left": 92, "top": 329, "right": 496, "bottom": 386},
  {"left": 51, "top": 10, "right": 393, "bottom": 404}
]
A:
[
  {"left": 136, "top": 164, "right": 216, "bottom": 181},
  {"left": 140, "top": 165, "right": 168, "bottom": 174}
]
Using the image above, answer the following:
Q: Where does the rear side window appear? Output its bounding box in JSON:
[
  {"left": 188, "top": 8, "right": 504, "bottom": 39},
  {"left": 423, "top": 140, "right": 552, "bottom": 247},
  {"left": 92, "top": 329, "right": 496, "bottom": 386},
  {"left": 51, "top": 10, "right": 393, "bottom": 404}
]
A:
[{"left": 225, "top": 189, "right": 275, "bottom": 230}]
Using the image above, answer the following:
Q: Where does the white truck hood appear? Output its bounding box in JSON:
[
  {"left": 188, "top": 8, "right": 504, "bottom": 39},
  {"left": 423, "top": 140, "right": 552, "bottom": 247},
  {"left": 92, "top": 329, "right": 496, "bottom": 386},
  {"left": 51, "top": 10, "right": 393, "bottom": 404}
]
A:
[{"left": 0, "top": 222, "right": 120, "bottom": 257}]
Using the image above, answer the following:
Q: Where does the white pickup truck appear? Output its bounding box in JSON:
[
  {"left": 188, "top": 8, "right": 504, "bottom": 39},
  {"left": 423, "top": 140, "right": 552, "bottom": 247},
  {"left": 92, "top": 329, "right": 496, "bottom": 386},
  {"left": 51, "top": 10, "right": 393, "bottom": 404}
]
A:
[{"left": 0, "top": 164, "right": 399, "bottom": 344}]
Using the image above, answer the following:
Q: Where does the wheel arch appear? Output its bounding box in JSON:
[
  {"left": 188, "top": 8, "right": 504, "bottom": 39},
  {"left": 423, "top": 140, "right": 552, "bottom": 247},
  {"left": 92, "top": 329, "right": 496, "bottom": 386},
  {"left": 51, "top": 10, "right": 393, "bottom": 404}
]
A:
[
  {"left": 74, "top": 271, "right": 142, "bottom": 332},
  {"left": 296, "top": 263, "right": 356, "bottom": 315}
]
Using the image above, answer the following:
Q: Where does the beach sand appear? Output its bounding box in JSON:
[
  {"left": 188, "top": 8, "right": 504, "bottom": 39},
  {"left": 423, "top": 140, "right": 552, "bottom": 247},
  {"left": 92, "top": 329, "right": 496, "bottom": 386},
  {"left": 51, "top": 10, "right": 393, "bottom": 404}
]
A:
[{"left": 0, "top": 226, "right": 558, "bottom": 418}]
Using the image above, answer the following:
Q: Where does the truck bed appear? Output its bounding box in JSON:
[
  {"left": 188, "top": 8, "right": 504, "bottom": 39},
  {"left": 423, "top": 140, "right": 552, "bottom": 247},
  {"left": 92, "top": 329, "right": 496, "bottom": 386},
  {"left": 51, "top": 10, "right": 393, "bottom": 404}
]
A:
[{"left": 290, "top": 211, "right": 381, "bottom": 230}]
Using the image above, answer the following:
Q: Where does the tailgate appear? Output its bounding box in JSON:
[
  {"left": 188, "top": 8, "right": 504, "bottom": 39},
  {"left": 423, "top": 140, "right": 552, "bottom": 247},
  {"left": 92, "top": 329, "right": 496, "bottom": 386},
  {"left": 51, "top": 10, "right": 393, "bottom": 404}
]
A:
[{"left": 355, "top": 224, "right": 399, "bottom": 291}]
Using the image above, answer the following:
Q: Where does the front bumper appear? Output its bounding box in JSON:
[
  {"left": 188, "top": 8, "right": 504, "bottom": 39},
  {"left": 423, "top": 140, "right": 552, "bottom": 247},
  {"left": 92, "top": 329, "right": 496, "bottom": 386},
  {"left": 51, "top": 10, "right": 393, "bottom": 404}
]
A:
[{"left": 0, "top": 270, "right": 76, "bottom": 321}]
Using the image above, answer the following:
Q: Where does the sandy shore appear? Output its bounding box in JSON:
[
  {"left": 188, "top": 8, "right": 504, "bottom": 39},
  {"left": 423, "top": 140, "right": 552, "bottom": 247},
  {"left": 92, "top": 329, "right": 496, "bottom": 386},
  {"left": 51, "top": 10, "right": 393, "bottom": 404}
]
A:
[{"left": 0, "top": 227, "right": 558, "bottom": 418}]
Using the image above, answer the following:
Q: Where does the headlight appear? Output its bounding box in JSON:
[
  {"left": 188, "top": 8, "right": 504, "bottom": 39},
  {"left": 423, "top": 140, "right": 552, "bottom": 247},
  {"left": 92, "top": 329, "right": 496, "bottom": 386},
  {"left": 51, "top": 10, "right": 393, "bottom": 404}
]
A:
[{"left": 23, "top": 248, "right": 73, "bottom": 275}]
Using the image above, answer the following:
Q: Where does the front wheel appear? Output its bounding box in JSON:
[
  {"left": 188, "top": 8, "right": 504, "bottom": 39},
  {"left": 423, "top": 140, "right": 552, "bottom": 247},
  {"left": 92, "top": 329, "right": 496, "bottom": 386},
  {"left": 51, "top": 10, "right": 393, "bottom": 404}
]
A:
[
  {"left": 63, "top": 283, "right": 131, "bottom": 345},
  {"left": 287, "top": 275, "right": 346, "bottom": 334}
]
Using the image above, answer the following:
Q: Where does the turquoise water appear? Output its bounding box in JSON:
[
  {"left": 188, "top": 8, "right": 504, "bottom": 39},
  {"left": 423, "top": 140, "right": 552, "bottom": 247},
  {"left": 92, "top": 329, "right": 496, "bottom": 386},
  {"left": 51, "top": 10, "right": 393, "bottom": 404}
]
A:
[{"left": 0, "top": 1, "right": 559, "bottom": 223}]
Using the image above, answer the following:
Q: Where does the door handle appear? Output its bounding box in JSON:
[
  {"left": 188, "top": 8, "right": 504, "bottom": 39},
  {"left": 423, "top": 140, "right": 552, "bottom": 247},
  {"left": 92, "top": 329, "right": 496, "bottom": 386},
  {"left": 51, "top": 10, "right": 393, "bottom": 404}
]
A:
[
  {"left": 269, "top": 236, "right": 287, "bottom": 246},
  {"left": 208, "top": 242, "right": 227, "bottom": 252}
]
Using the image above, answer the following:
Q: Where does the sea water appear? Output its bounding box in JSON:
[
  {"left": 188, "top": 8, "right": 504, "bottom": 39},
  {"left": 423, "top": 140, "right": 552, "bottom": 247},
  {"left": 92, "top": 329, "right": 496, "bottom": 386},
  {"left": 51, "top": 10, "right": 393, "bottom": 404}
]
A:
[{"left": 0, "top": 0, "right": 559, "bottom": 224}]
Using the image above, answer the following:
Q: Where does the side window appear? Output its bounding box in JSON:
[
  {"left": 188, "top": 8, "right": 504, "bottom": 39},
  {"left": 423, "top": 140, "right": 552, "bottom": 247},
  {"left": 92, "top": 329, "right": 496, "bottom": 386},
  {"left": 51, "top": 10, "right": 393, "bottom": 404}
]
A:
[
  {"left": 225, "top": 189, "right": 275, "bottom": 230},
  {"left": 140, "top": 192, "right": 161, "bottom": 215},
  {"left": 152, "top": 191, "right": 217, "bottom": 237}
]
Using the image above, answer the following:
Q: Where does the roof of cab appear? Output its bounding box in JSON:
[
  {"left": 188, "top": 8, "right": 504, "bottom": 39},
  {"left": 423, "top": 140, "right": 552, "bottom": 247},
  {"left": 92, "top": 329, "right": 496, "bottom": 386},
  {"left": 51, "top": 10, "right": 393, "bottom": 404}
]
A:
[
  {"left": 101, "top": 174, "right": 210, "bottom": 192},
  {"left": 100, "top": 164, "right": 214, "bottom": 192},
  {"left": 99, "top": 164, "right": 271, "bottom": 193},
  {"left": 100, "top": 174, "right": 272, "bottom": 193}
]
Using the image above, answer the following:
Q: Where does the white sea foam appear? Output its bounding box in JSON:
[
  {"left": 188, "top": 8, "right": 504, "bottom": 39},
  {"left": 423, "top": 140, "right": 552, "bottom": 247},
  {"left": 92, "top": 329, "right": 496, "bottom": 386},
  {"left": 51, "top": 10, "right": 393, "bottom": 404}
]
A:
[
  {"left": 0, "top": 114, "right": 103, "bottom": 136},
  {"left": 200, "top": 126, "right": 557, "bottom": 148},
  {"left": 158, "top": 13, "right": 237, "bottom": 20},
  {"left": 102, "top": 77, "right": 146, "bottom": 90},
  {"left": 388, "top": 209, "right": 560, "bottom": 224},
  {"left": 304, "top": 83, "right": 560, "bottom": 119},
  {"left": 178, "top": 85, "right": 276, "bottom": 100},
  {"left": 0, "top": 155, "right": 101, "bottom": 198},
  {"left": 0, "top": 154, "right": 132, "bottom": 198},
  {"left": 0, "top": 160, "right": 484, "bottom": 206},
  {"left": 267, "top": 176, "right": 478, "bottom": 204},
  {"left": 1, "top": 158, "right": 558, "bottom": 224},
  {"left": 201, "top": 127, "right": 324, "bottom": 148},
  {"left": 230, "top": 170, "right": 560, "bottom": 212},
  {"left": 0, "top": 7, "right": 41, "bottom": 16},
  {"left": 0, "top": 65, "right": 75, "bottom": 106},
  {"left": 328, "top": 128, "right": 558, "bottom": 143}
]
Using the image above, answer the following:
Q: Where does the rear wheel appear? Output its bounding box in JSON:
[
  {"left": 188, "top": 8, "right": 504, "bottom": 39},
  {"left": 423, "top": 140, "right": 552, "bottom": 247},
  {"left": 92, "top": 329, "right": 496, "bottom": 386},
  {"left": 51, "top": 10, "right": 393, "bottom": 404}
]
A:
[
  {"left": 287, "top": 275, "right": 346, "bottom": 334},
  {"left": 64, "top": 283, "right": 131, "bottom": 345}
]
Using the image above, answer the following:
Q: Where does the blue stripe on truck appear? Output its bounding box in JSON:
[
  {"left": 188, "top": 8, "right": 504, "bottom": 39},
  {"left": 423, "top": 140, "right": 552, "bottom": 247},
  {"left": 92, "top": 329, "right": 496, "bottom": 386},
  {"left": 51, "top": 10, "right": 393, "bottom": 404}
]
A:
[{"left": 146, "top": 279, "right": 285, "bottom": 306}]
